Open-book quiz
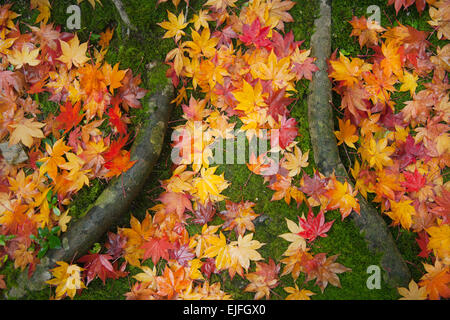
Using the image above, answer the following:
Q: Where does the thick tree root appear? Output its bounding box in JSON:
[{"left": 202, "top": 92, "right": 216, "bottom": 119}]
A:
[
  {"left": 6, "top": 83, "right": 174, "bottom": 299},
  {"left": 307, "top": 0, "right": 411, "bottom": 288}
]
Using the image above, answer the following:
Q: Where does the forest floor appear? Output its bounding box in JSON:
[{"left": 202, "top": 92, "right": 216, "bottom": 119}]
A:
[{"left": 2, "top": 0, "right": 439, "bottom": 300}]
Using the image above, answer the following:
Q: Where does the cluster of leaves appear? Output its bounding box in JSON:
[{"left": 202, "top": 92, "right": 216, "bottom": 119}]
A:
[
  {"left": 329, "top": 1, "right": 449, "bottom": 299},
  {"left": 46, "top": 0, "right": 363, "bottom": 300},
  {"left": 0, "top": 1, "right": 146, "bottom": 289}
]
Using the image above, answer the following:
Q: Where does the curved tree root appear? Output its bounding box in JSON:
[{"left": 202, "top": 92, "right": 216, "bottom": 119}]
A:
[
  {"left": 6, "top": 82, "right": 174, "bottom": 299},
  {"left": 307, "top": 0, "right": 411, "bottom": 288}
]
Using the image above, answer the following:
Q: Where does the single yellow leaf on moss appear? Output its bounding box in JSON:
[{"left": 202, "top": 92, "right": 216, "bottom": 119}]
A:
[{"left": 157, "top": 11, "right": 188, "bottom": 42}]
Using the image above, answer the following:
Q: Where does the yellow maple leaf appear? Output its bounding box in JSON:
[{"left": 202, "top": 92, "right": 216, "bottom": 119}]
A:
[
  {"left": 190, "top": 9, "right": 213, "bottom": 31},
  {"left": 329, "top": 53, "right": 372, "bottom": 87},
  {"left": 38, "top": 138, "right": 72, "bottom": 182},
  {"left": 233, "top": 80, "right": 267, "bottom": 114},
  {"left": 157, "top": 11, "right": 188, "bottom": 43},
  {"left": 8, "top": 118, "right": 45, "bottom": 148},
  {"left": 398, "top": 280, "right": 428, "bottom": 300},
  {"left": 7, "top": 46, "right": 40, "bottom": 69},
  {"left": 57, "top": 209, "right": 72, "bottom": 233},
  {"left": 282, "top": 145, "right": 309, "bottom": 177},
  {"left": 284, "top": 284, "right": 315, "bottom": 300},
  {"left": 46, "top": 261, "right": 85, "bottom": 299},
  {"left": 251, "top": 50, "right": 295, "bottom": 91},
  {"left": 326, "top": 176, "right": 360, "bottom": 220},
  {"left": 204, "top": 232, "right": 231, "bottom": 270},
  {"left": 102, "top": 62, "right": 126, "bottom": 93},
  {"left": 0, "top": 31, "right": 17, "bottom": 55},
  {"left": 59, "top": 35, "right": 89, "bottom": 69},
  {"left": 334, "top": 118, "right": 359, "bottom": 149},
  {"left": 133, "top": 266, "right": 157, "bottom": 290},
  {"left": 192, "top": 166, "right": 229, "bottom": 204},
  {"left": 399, "top": 70, "right": 418, "bottom": 96},
  {"left": 279, "top": 217, "right": 307, "bottom": 255},
  {"left": 426, "top": 221, "right": 450, "bottom": 262},
  {"left": 359, "top": 137, "right": 395, "bottom": 170},
  {"left": 229, "top": 233, "right": 264, "bottom": 273},
  {"left": 386, "top": 198, "right": 416, "bottom": 230},
  {"left": 13, "top": 243, "right": 34, "bottom": 271},
  {"left": 185, "top": 27, "right": 218, "bottom": 58},
  {"left": 189, "top": 224, "right": 222, "bottom": 258}
]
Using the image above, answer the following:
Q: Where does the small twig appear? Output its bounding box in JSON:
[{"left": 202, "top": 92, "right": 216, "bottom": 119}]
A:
[
  {"left": 343, "top": 144, "right": 352, "bottom": 172},
  {"left": 111, "top": 0, "right": 137, "bottom": 33}
]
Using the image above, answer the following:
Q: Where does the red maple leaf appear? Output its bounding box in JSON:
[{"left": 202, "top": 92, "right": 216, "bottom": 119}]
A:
[
  {"left": 300, "top": 171, "right": 328, "bottom": 203},
  {"left": 416, "top": 231, "right": 431, "bottom": 259},
  {"left": 395, "top": 135, "right": 425, "bottom": 168},
  {"left": 271, "top": 30, "right": 303, "bottom": 58},
  {"left": 104, "top": 150, "right": 136, "bottom": 178},
  {"left": 107, "top": 104, "right": 128, "bottom": 135},
  {"left": 103, "top": 135, "right": 129, "bottom": 163},
  {"left": 401, "top": 169, "right": 426, "bottom": 192},
  {"left": 279, "top": 116, "right": 299, "bottom": 149},
  {"left": 292, "top": 59, "right": 319, "bottom": 81},
  {"left": 140, "top": 236, "right": 174, "bottom": 265},
  {"left": 298, "top": 210, "right": 335, "bottom": 242},
  {"left": 104, "top": 231, "right": 127, "bottom": 259},
  {"left": 190, "top": 201, "right": 216, "bottom": 225},
  {"left": 239, "top": 18, "right": 272, "bottom": 49},
  {"left": 78, "top": 253, "right": 118, "bottom": 285},
  {"left": 265, "top": 87, "right": 294, "bottom": 120},
  {"left": 158, "top": 191, "right": 193, "bottom": 217},
  {"left": 169, "top": 243, "right": 195, "bottom": 267},
  {"left": 55, "top": 101, "right": 84, "bottom": 134},
  {"left": 201, "top": 258, "right": 219, "bottom": 278}
]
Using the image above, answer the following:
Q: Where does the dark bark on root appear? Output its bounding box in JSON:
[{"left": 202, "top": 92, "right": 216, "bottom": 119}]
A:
[
  {"left": 307, "top": 0, "right": 411, "bottom": 288},
  {"left": 6, "top": 83, "right": 174, "bottom": 298}
]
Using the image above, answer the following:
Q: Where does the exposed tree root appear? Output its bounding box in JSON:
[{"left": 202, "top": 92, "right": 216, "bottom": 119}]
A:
[{"left": 307, "top": 0, "right": 411, "bottom": 288}]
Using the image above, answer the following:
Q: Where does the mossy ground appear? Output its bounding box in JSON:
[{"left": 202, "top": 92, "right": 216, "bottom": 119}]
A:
[{"left": 1, "top": 0, "right": 432, "bottom": 300}]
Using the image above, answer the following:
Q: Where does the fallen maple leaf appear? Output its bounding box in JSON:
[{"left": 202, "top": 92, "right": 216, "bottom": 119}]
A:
[
  {"left": 7, "top": 46, "right": 40, "bottom": 69},
  {"left": 8, "top": 118, "right": 45, "bottom": 148},
  {"left": 141, "top": 236, "right": 174, "bottom": 265},
  {"left": 298, "top": 209, "right": 335, "bottom": 243},
  {"left": 78, "top": 253, "right": 118, "bottom": 285},
  {"left": 58, "top": 35, "right": 89, "bottom": 69},
  {"left": 282, "top": 145, "right": 309, "bottom": 177},
  {"left": 46, "top": 261, "right": 85, "bottom": 299},
  {"left": 284, "top": 284, "right": 315, "bottom": 300},
  {"left": 334, "top": 118, "right": 359, "bottom": 149}
]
